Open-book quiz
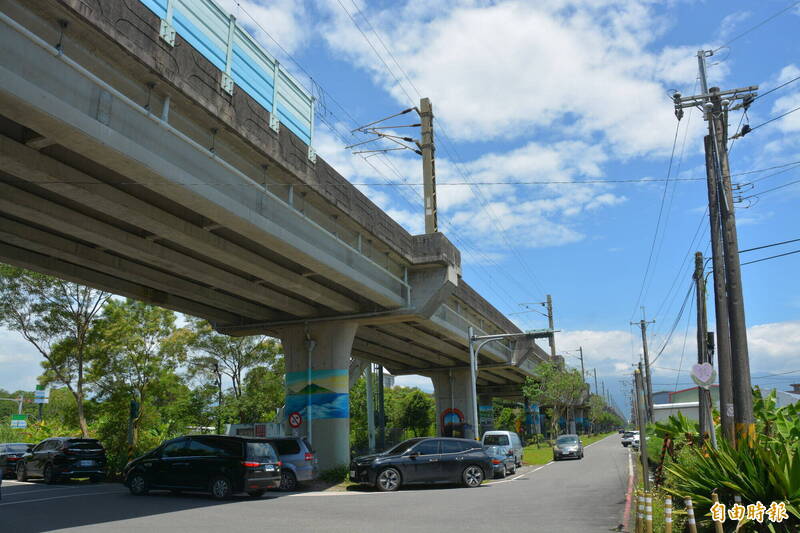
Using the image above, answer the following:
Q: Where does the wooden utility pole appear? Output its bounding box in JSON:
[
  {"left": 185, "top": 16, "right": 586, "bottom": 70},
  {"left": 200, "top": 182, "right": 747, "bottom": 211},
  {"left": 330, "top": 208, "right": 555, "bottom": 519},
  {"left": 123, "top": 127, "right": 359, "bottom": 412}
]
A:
[
  {"left": 631, "top": 315, "right": 655, "bottom": 422},
  {"left": 635, "top": 364, "right": 650, "bottom": 493},
  {"left": 594, "top": 368, "right": 599, "bottom": 396},
  {"left": 693, "top": 252, "right": 710, "bottom": 437},
  {"left": 675, "top": 50, "right": 758, "bottom": 442},
  {"left": 703, "top": 135, "right": 735, "bottom": 443},
  {"left": 419, "top": 98, "right": 438, "bottom": 234}
]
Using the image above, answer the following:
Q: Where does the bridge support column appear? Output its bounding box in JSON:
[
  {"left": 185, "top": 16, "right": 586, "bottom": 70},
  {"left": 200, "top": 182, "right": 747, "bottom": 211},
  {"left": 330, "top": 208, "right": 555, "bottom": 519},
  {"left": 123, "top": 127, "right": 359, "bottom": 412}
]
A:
[
  {"left": 277, "top": 321, "right": 358, "bottom": 471},
  {"left": 430, "top": 368, "right": 478, "bottom": 440},
  {"left": 478, "top": 394, "right": 494, "bottom": 435}
]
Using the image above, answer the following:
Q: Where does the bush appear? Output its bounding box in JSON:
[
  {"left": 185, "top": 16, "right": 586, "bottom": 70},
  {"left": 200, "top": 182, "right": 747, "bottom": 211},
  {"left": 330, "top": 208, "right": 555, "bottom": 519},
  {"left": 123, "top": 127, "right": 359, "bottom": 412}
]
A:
[{"left": 319, "top": 465, "right": 350, "bottom": 484}]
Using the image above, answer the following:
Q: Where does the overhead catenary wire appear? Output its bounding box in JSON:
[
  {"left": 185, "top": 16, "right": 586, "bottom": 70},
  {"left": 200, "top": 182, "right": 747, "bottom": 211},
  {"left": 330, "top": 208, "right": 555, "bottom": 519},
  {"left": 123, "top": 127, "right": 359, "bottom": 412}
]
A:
[
  {"left": 235, "top": 1, "right": 536, "bottom": 314},
  {"left": 335, "top": 0, "right": 549, "bottom": 301},
  {"left": 739, "top": 237, "right": 800, "bottom": 254}
]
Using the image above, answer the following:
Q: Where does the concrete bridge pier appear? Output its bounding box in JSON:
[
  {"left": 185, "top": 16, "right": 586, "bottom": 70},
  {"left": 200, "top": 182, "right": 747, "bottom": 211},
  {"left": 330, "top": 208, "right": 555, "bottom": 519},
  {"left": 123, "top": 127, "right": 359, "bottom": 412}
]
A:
[
  {"left": 277, "top": 321, "right": 358, "bottom": 471},
  {"left": 430, "top": 368, "right": 478, "bottom": 440}
]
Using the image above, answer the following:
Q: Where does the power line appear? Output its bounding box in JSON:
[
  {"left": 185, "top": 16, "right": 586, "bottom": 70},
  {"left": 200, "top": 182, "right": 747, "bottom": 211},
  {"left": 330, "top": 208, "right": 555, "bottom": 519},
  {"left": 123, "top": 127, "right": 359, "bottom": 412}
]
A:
[
  {"left": 713, "top": 1, "right": 800, "bottom": 52},
  {"left": 745, "top": 105, "right": 800, "bottom": 135},
  {"left": 741, "top": 248, "right": 800, "bottom": 266},
  {"left": 630, "top": 120, "right": 682, "bottom": 320},
  {"left": 752, "top": 74, "right": 800, "bottom": 103},
  {"left": 352, "top": 177, "right": 704, "bottom": 186},
  {"left": 739, "top": 237, "right": 800, "bottom": 254},
  {"left": 741, "top": 177, "right": 800, "bottom": 200}
]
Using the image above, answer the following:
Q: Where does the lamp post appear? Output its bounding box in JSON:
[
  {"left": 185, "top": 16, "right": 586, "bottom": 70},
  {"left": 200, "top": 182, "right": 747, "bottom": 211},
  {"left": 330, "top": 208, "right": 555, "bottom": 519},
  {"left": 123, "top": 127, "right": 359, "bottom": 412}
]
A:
[{"left": 467, "top": 328, "right": 557, "bottom": 439}]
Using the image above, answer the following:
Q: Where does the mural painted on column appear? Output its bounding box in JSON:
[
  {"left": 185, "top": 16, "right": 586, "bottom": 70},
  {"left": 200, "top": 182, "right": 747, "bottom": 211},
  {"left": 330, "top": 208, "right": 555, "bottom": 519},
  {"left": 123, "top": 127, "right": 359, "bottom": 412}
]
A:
[{"left": 285, "top": 369, "right": 349, "bottom": 419}]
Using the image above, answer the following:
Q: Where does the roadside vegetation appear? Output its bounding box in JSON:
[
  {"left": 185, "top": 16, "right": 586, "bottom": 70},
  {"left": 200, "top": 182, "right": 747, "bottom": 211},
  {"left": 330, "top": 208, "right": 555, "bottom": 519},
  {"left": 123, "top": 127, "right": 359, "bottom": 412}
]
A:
[{"left": 634, "top": 388, "right": 800, "bottom": 532}]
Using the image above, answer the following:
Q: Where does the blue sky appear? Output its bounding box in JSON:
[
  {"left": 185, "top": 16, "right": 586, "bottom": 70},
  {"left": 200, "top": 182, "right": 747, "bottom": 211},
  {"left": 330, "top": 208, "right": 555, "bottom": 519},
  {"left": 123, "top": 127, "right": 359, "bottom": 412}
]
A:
[{"left": 3, "top": 0, "right": 800, "bottom": 417}]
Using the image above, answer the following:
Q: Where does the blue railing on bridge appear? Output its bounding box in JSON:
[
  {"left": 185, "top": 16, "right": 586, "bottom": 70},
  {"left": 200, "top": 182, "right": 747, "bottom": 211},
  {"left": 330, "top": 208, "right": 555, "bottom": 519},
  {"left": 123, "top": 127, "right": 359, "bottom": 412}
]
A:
[{"left": 139, "top": 0, "right": 315, "bottom": 160}]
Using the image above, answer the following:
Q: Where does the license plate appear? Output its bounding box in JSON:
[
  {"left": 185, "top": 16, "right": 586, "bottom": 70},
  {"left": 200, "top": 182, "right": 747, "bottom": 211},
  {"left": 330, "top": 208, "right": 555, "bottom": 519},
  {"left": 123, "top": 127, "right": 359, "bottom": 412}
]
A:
[
  {"left": 79, "top": 460, "right": 94, "bottom": 467},
  {"left": 264, "top": 465, "right": 275, "bottom": 471},
  {"left": 349, "top": 470, "right": 356, "bottom": 479}
]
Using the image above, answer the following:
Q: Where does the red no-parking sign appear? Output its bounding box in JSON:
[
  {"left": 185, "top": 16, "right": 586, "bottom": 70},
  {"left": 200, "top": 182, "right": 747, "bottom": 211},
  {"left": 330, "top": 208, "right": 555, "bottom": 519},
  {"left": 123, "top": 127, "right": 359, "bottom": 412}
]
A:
[{"left": 288, "top": 411, "right": 303, "bottom": 428}]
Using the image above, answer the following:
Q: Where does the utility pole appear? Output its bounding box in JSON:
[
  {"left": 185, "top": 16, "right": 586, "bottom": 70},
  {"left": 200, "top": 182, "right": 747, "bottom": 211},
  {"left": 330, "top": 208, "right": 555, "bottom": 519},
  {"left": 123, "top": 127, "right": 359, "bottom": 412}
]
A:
[
  {"left": 546, "top": 295, "right": 556, "bottom": 357},
  {"left": 674, "top": 50, "right": 758, "bottom": 442},
  {"left": 635, "top": 364, "right": 651, "bottom": 493},
  {"left": 703, "top": 134, "right": 735, "bottom": 444},
  {"left": 694, "top": 252, "right": 710, "bottom": 437},
  {"left": 419, "top": 97, "right": 438, "bottom": 234},
  {"left": 577, "top": 346, "right": 585, "bottom": 384},
  {"left": 593, "top": 368, "right": 599, "bottom": 396},
  {"left": 377, "top": 364, "right": 386, "bottom": 450},
  {"left": 631, "top": 313, "right": 655, "bottom": 422}
]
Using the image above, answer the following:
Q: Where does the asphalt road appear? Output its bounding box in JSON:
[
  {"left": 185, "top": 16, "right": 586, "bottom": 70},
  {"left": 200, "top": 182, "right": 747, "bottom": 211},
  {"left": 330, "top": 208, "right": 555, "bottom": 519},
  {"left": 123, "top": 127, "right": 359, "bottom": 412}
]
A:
[{"left": 0, "top": 434, "right": 630, "bottom": 533}]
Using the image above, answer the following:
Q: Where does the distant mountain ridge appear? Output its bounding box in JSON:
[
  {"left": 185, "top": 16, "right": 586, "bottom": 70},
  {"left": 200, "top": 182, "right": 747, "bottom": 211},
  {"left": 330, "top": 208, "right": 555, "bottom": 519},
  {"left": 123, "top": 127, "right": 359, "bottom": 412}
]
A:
[{"left": 291, "top": 383, "right": 336, "bottom": 395}]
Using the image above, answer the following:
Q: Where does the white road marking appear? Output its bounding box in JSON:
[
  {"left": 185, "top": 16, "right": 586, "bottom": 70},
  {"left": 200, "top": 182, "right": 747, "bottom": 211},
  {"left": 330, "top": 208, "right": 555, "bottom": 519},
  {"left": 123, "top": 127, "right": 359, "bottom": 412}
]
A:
[{"left": 0, "top": 489, "right": 126, "bottom": 507}]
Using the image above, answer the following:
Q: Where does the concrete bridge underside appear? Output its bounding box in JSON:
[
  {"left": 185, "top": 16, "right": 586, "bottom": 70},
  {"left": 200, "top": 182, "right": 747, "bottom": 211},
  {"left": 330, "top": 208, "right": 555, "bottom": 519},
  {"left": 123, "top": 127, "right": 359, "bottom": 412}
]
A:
[{"left": 0, "top": 0, "right": 550, "bottom": 469}]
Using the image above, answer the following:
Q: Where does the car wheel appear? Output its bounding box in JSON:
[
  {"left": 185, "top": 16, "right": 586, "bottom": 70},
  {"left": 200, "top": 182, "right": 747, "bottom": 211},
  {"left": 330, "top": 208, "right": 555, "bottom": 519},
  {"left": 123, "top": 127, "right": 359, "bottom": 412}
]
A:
[
  {"left": 128, "top": 474, "right": 149, "bottom": 496},
  {"left": 210, "top": 476, "right": 232, "bottom": 500},
  {"left": 462, "top": 465, "right": 484, "bottom": 488},
  {"left": 499, "top": 466, "right": 507, "bottom": 478},
  {"left": 43, "top": 464, "right": 57, "bottom": 485},
  {"left": 279, "top": 470, "right": 298, "bottom": 491},
  {"left": 509, "top": 464, "right": 517, "bottom": 475},
  {"left": 248, "top": 490, "right": 265, "bottom": 498},
  {"left": 16, "top": 463, "right": 28, "bottom": 482},
  {"left": 376, "top": 467, "right": 401, "bottom": 492}
]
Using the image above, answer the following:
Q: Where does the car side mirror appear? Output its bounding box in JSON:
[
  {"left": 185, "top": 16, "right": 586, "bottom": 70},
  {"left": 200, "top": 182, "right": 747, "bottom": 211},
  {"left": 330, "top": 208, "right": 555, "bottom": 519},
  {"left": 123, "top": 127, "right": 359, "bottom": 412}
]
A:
[
  {"left": 408, "top": 452, "right": 419, "bottom": 459},
  {"left": 506, "top": 450, "right": 514, "bottom": 456}
]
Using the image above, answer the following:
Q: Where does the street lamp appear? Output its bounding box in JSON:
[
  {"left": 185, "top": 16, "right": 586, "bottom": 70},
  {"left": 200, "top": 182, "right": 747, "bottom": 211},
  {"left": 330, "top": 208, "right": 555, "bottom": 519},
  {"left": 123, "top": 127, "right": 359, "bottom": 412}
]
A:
[{"left": 467, "top": 327, "right": 557, "bottom": 440}]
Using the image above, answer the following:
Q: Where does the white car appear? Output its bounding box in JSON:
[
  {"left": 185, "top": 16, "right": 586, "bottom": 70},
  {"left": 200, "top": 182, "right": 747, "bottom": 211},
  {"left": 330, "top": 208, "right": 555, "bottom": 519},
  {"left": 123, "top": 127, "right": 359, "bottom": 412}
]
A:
[
  {"left": 621, "top": 431, "right": 638, "bottom": 447},
  {"left": 631, "top": 434, "right": 641, "bottom": 450}
]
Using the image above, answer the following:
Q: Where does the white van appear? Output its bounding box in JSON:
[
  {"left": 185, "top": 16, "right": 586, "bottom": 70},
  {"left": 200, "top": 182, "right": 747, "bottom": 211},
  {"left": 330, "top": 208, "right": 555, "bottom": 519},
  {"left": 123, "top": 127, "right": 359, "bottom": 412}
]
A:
[{"left": 481, "top": 431, "right": 524, "bottom": 467}]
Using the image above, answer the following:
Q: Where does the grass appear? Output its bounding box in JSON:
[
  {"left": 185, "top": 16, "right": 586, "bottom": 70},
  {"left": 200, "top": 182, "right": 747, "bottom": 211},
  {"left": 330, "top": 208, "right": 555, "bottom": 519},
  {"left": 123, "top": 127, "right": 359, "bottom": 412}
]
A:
[{"left": 522, "top": 432, "right": 615, "bottom": 465}]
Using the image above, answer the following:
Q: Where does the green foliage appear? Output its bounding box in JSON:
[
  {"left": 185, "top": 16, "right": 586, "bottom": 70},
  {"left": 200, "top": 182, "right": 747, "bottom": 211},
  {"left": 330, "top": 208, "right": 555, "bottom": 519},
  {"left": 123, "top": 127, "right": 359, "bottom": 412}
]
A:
[
  {"left": 399, "top": 389, "right": 434, "bottom": 437},
  {"left": 320, "top": 465, "right": 350, "bottom": 484},
  {"left": 659, "top": 388, "right": 800, "bottom": 532},
  {"left": 523, "top": 360, "right": 586, "bottom": 437},
  {"left": 0, "top": 264, "right": 110, "bottom": 436},
  {"left": 495, "top": 407, "right": 520, "bottom": 432}
]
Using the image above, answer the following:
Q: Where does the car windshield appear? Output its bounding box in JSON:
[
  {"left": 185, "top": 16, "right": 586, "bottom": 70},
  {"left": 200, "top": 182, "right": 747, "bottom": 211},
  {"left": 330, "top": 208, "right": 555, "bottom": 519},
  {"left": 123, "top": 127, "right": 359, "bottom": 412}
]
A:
[
  {"left": 383, "top": 438, "right": 425, "bottom": 456},
  {"left": 623, "top": 432, "right": 634, "bottom": 437},
  {"left": 5, "top": 444, "right": 29, "bottom": 453},
  {"left": 483, "top": 434, "right": 510, "bottom": 446},
  {"left": 556, "top": 436, "right": 578, "bottom": 445}
]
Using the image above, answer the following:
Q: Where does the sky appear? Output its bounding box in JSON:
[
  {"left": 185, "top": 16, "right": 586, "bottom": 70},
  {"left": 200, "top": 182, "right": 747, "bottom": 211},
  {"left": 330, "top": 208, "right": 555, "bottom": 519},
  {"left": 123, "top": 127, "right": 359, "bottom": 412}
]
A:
[{"left": 3, "top": 0, "right": 800, "bottom": 418}]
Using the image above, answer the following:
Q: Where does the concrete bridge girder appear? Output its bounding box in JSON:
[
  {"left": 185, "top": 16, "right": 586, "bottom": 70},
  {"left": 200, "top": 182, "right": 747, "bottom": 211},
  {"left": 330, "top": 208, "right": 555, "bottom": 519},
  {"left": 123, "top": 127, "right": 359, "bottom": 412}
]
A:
[
  {"left": 0, "top": 12, "right": 408, "bottom": 312},
  {"left": 0, "top": 135, "right": 360, "bottom": 313}
]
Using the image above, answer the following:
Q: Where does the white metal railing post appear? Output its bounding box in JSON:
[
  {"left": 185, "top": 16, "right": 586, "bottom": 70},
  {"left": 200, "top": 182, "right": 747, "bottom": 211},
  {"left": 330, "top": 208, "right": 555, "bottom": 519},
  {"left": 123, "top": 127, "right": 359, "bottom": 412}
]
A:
[
  {"left": 308, "top": 96, "right": 316, "bottom": 162},
  {"left": 221, "top": 14, "right": 236, "bottom": 95},
  {"left": 159, "top": 0, "right": 176, "bottom": 46},
  {"left": 270, "top": 60, "right": 281, "bottom": 133}
]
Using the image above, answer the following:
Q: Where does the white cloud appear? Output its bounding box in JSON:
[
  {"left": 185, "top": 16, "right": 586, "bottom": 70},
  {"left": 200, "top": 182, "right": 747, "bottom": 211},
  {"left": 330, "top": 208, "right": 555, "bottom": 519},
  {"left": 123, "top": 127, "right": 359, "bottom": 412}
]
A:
[
  {"left": 217, "top": 0, "right": 309, "bottom": 55},
  {"left": 316, "top": 0, "right": 718, "bottom": 158}
]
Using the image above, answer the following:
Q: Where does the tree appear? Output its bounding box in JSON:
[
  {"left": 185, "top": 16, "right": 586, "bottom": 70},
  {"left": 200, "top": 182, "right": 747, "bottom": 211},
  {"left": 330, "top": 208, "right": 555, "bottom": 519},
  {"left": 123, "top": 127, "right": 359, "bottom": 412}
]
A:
[
  {"left": 88, "top": 299, "right": 188, "bottom": 447},
  {"left": 523, "top": 360, "right": 586, "bottom": 438},
  {"left": 228, "top": 361, "right": 285, "bottom": 423},
  {"left": 188, "top": 319, "right": 281, "bottom": 401},
  {"left": 399, "top": 389, "right": 434, "bottom": 437},
  {"left": 0, "top": 265, "right": 109, "bottom": 436}
]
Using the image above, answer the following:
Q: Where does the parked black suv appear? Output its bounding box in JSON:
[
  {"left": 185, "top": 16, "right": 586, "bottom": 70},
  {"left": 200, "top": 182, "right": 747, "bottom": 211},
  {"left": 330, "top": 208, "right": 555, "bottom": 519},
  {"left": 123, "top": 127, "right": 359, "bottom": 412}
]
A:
[
  {"left": 350, "top": 437, "right": 493, "bottom": 492},
  {"left": 16, "top": 438, "right": 106, "bottom": 483},
  {"left": 124, "top": 435, "right": 281, "bottom": 499}
]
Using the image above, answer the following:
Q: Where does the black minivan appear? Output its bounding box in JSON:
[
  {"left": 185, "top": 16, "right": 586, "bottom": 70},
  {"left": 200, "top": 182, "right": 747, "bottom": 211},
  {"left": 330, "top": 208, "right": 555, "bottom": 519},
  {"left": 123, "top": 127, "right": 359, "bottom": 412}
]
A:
[{"left": 124, "top": 435, "right": 281, "bottom": 499}]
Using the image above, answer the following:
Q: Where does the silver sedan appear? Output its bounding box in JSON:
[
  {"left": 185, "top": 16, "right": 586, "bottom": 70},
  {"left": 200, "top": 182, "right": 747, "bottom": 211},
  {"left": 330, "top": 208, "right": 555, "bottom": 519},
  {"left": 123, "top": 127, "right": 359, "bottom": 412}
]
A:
[{"left": 552, "top": 434, "right": 584, "bottom": 461}]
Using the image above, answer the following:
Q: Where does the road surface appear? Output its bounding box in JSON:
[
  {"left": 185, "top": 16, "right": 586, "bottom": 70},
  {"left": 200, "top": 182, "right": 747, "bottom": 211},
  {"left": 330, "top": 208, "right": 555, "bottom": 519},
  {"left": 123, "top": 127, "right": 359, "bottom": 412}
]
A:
[{"left": 0, "top": 434, "right": 630, "bottom": 532}]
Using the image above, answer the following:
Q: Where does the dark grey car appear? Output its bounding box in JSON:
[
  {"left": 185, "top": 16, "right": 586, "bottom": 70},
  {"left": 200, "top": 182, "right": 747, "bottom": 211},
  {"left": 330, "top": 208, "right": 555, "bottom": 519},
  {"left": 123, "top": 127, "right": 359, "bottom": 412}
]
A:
[{"left": 552, "top": 434, "right": 584, "bottom": 461}]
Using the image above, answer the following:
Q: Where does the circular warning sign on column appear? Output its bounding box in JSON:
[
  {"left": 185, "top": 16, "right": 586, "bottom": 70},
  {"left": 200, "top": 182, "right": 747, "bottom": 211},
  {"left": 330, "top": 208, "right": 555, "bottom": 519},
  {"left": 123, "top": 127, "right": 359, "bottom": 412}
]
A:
[{"left": 288, "top": 411, "right": 303, "bottom": 428}]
